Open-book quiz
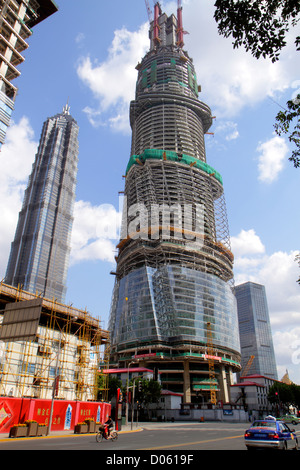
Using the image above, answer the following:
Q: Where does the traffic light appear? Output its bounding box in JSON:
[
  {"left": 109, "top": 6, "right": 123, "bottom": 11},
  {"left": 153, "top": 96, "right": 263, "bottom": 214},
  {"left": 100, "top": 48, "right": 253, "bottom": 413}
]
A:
[{"left": 138, "top": 380, "right": 142, "bottom": 392}]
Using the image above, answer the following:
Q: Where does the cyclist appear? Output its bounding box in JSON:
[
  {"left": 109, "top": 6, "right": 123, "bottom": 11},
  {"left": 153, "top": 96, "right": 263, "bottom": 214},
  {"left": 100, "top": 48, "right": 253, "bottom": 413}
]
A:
[{"left": 105, "top": 416, "right": 114, "bottom": 437}]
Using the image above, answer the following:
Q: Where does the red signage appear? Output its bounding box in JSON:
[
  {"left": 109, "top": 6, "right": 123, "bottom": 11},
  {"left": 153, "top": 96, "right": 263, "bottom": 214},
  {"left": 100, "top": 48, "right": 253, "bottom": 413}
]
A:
[
  {"left": 0, "top": 397, "right": 111, "bottom": 434},
  {"left": 133, "top": 353, "right": 156, "bottom": 359}
]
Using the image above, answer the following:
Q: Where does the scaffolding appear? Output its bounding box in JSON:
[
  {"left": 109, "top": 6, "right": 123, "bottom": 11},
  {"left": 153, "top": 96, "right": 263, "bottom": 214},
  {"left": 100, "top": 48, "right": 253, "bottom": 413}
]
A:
[
  {"left": 0, "top": 282, "right": 109, "bottom": 401},
  {"left": 117, "top": 157, "right": 233, "bottom": 285},
  {"left": 108, "top": 5, "right": 241, "bottom": 405}
]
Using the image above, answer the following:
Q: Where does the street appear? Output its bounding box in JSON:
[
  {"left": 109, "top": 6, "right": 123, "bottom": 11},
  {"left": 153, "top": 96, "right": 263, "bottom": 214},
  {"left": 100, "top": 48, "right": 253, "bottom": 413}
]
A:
[{"left": 0, "top": 421, "right": 300, "bottom": 454}]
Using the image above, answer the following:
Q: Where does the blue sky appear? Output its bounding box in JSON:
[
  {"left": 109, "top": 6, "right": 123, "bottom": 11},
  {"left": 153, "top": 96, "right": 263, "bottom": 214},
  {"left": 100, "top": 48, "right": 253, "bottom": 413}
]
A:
[{"left": 0, "top": 0, "right": 299, "bottom": 383}]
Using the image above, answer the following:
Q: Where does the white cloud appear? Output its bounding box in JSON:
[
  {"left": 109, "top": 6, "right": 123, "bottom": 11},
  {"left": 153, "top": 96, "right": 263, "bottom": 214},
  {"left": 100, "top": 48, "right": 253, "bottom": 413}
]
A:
[
  {"left": 0, "top": 117, "right": 37, "bottom": 277},
  {"left": 257, "top": 134, "right": 289, "bottom": 183},
  {"left": 77, "top": 23, "right": 149, "bottom": 133},
  {"left": 215, "top": 121, "right": 239, "bottom": 141},
  {"left": 231, "top": 229, "right": 265, "bottom": 258},
  {"left": 70, "top": 200, "right": 121, "bottom": 265}
]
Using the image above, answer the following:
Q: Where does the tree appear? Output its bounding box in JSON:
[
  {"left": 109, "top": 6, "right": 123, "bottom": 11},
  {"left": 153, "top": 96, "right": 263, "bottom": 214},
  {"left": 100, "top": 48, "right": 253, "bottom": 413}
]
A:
[
  {"left": 134, "top": 378, "right": 162, "bottom": 418},
  {"left": 268, "top": 382, "right": 300, "bottom": 410},
  {"left": 214, "top": 0, "right": 300, "bottom": 63},
  {"left": 274, "top": 94, "right": 300, "bottom": 168},
  {"left": 107, "top": 376, "right": 122, "bottom": 402},
  {"left": 214, "top": 0, "right": 300, "bottom": 167}
]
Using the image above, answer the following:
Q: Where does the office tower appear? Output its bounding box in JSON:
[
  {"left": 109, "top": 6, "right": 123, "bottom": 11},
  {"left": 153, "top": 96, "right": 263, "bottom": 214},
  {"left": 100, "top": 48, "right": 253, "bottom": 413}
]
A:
[
  {"left": 235, "top": 282, "right": 278, "bottom": 380},
  {"left": 5, "top": 104, "right": 79, "bottom": 303},
  {"left": 0, "top": 0, "right": 58, "bottom": 148},
  {"left": 108, "top": 4, "right": 241, "bottom": 404}
]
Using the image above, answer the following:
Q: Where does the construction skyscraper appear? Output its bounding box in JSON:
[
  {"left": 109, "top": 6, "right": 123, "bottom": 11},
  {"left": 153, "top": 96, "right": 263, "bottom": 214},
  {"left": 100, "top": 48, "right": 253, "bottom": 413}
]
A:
[
  {"left": 108, "top": 3, "right": 241, "bottom": 404},
  {"left": 5, "top": 104, "right": 79, "bottom": 303}
]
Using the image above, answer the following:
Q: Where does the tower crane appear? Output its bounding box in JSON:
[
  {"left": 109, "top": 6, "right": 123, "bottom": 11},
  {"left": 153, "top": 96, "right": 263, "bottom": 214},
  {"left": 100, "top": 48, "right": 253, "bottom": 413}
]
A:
[
  {"left": 177, "top": 0, "right": 189, "bottom": 47},
  {"left": 241, "top": 355, "right": 255, "bottom": 377},
  {"left": 144, "top": 0, "right": 153, "bottom": 22}
]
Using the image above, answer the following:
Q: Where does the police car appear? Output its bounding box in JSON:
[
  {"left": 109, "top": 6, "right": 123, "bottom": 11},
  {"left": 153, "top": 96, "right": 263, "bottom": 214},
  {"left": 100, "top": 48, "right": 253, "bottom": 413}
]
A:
[{"left": 244, "top": 417, "right": 298, "bottom": 450}]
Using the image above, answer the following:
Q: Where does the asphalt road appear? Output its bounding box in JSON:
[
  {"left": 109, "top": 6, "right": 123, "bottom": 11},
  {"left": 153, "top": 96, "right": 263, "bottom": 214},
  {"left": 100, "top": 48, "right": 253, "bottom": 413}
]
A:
[{"left": 1, "top": 422, "right": 299, "bottom": 457}]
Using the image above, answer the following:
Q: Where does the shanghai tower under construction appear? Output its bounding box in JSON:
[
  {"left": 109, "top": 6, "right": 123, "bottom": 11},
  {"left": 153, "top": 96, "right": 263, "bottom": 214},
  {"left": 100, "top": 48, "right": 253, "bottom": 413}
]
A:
[{"left": 109, "top": 3, "right": 241, "bottom": 404}]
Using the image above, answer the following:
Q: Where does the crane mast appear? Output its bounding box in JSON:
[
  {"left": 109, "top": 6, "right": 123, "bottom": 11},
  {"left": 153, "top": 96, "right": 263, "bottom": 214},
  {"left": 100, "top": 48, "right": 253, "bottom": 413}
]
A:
[
  {"left": 177, "top": 0, "right": 184, "bottom": 47},
  {"left": 144, "top": 0, "right": 153, "bottom": 22}
]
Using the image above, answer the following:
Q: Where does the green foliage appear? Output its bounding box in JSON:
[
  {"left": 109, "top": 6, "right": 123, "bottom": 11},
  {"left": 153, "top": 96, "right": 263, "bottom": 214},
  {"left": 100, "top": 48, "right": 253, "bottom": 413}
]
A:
[
  {"left": 214, "top": 1, "right": 300, "bottom": 171},
  {"left": 107, "top": 376, "right": 122, "bottom": 401},
  {"left": 214, "top": 0, "right": 300, "bottom": 63},
  {"left": 134, "top": 378, "right": 162, "bottom": 407},
  {"left": 274, "top": 95, "right": 300, "bottom": 168},
  {"left": 268, "top": 382, "right": 300, "bottom": 408}
]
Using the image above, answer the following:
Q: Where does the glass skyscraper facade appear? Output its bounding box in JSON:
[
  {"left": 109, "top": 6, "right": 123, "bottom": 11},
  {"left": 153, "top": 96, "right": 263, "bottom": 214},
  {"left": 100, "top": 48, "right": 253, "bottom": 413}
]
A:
[
  {"left": 108, "top": 4, "right": 241, "bottom": 404},
  {"left": 235, "top": 282, "right": 278, "bottom": 380},
  {"left": 5, "top": 105, "right": 79, "bottom": 303}
]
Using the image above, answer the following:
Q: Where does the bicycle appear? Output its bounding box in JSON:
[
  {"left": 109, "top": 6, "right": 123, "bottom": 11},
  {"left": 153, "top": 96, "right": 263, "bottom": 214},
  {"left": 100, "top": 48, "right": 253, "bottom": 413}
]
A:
[{"left": 96, "top": 424, "right": 118, "bottom": 442}]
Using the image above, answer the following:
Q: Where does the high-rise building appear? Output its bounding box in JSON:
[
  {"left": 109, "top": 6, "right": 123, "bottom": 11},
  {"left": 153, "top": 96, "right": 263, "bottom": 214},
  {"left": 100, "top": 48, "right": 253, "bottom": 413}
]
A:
[
  {"left": 0, "top": 0, "right": 58, "bottom": 148},
  {"left": 108, "top": 4, "right": 241, "bottom": 404},
  {"left": 5, "top": 104, "right": 79, "bottom": 303},
  {"left": 235, "top": 282, "right": 278, "bottom": 380}
]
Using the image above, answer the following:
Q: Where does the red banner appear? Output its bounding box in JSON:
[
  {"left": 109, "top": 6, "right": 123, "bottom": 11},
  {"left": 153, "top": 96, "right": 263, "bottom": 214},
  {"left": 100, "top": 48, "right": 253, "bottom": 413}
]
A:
[{"left": 0, "top": 397, "right": 111, "bottom": 434}]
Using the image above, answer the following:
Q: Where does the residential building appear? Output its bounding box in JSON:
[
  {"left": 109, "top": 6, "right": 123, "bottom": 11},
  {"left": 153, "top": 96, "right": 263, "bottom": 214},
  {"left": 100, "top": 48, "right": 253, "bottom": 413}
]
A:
[
  {"left": 5, "top": 104, "right": 79, "bottom": 303},
  {"left": 235, "top": 282, "right": 278, "bottom": 380},
  {"left": 0, "top": 0, "right": 58, "bottom": 148}
]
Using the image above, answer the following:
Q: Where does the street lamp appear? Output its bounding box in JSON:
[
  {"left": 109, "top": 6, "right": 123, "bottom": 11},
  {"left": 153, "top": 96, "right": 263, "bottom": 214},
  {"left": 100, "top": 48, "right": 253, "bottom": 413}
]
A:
[{"left": 125, "top": 361, "right": 136, "bottom": 425}]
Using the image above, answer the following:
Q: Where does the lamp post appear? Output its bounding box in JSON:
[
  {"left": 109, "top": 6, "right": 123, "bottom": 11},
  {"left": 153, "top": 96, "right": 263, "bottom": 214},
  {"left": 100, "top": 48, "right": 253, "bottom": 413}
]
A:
[{"left": 125, "top": 361, "right": 135, "bottom": 425}]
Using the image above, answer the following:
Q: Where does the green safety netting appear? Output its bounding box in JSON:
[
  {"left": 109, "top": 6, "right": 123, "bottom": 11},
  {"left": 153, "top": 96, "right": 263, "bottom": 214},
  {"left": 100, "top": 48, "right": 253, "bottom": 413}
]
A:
[{"left": 125, "top": 149, "right": 223, "bottom": 185}]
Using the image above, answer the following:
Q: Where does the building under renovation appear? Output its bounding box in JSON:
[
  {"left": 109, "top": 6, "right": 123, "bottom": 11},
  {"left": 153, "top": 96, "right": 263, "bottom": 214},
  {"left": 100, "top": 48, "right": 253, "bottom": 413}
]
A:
[
  {"left": 0, "top": 282, "right": 109, "bottom": 402},
  {"left": 108, "top": 3, "right": 241, "bottom": 405}
]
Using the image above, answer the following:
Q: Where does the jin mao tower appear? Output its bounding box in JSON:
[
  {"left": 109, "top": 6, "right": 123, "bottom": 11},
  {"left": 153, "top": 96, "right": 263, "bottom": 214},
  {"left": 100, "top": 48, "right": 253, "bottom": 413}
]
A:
[
  {"left": 109, "top": 3, "right": 241, "bottom": 404},
  {"left": 5, "top": 104, "right": 79, "bottom": 303}
]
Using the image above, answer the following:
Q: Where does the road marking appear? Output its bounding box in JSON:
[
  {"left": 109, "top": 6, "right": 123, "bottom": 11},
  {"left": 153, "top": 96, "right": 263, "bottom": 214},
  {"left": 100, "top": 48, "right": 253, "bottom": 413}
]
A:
[{"left": 142, "top": 434, "right": 244, "bottom": 450}]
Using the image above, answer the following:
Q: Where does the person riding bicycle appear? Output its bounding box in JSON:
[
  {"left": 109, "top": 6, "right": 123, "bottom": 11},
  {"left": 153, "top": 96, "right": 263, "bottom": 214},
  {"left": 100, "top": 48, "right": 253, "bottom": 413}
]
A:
[{"left": 105, "top": 416, "right": 114, "bottom": 437}]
